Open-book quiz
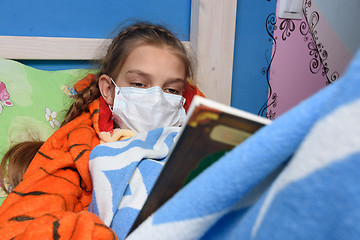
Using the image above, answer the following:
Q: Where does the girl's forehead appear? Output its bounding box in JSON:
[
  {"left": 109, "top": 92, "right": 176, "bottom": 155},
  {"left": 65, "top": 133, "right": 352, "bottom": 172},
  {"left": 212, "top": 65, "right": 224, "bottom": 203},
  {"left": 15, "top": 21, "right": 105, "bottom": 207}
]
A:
[
  {"left": 121, "top": 45, "right": 186, "bottom": 75},
  {"left": 127, "top": 44, "right": 177, "bottom": 60}
]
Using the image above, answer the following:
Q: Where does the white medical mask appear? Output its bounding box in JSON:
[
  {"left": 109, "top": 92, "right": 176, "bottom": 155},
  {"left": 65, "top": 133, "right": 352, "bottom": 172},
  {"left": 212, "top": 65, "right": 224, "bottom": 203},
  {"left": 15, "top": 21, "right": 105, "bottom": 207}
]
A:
[{"left": 110, "top": 78, "right": 187, "bottom": 133}]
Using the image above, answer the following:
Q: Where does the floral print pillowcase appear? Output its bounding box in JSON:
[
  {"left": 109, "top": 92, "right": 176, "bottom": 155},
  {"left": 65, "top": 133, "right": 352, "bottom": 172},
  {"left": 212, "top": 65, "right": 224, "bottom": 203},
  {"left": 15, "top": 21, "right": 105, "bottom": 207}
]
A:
[{"left": 0, "top": 58, "right": 93, "bottom": 204}]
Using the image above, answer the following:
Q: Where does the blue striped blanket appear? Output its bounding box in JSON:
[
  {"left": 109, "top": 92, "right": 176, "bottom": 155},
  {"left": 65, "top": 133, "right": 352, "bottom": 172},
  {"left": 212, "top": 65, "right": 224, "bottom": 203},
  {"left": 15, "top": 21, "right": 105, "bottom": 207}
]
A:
[
  {"left": 88, "top": 127, "right": 180, "bottom": 239},
  {"left": 126, "top": 50, "right": 360, "bottom": 240}
]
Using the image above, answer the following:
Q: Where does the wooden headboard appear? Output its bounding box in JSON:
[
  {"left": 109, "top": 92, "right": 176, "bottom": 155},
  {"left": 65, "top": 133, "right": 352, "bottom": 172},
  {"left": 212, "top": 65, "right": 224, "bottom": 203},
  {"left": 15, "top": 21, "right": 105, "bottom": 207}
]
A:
[{"left": 0, "top": 0, "right": 237, "bottom": 105}]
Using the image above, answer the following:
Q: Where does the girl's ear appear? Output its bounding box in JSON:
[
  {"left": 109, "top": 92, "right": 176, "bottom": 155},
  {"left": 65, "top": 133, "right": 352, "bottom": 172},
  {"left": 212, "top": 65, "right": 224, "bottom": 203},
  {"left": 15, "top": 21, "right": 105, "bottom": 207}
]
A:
[{"left": 98, "top": 74, "right": 115, "bottom": 106}]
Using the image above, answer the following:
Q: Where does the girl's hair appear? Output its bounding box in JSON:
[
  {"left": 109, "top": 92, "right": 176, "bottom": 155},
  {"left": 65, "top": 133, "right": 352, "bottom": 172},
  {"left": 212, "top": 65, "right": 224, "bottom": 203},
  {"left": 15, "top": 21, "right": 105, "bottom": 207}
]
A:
[
  {"left": 0, "top": 141, "right": 43, "bottom": 193},
  {"left": 0, "top": 22, "right": 195, "bottom": 191}
]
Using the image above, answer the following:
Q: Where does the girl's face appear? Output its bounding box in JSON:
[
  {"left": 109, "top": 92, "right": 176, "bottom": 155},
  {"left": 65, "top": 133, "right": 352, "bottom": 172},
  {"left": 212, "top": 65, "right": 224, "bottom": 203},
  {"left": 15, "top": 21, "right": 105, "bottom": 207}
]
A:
[{"left": 114, "top": 45, "right": 186, "bottom": 95}]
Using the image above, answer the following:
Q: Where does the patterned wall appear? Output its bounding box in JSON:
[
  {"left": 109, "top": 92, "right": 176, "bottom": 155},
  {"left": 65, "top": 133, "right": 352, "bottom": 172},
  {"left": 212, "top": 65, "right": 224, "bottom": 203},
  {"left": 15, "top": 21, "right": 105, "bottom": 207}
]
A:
[{"left": 266, "top": 0, "right": 356, "bottom": 119}]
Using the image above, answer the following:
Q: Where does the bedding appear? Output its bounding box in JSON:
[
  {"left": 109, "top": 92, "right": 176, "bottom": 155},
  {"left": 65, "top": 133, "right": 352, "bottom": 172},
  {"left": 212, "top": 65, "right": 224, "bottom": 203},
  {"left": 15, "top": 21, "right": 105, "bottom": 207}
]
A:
[
  {"left": 0, "top": 96, "right": 117, "bottom": 239},
  {"left": 89, "top": 126, "right": 181, "bottom": 239},
  {"left": 0, "top": 58, "right": 95, "bottom": 204},
  {"left": 3, "top": 44, "right": 358, "bottom": 240},
  {"left": 0, "top": 57, "right": 203, "bottom": 238},
  {"left": 125, "top": 49, "right": 360, "bottom": 239}
]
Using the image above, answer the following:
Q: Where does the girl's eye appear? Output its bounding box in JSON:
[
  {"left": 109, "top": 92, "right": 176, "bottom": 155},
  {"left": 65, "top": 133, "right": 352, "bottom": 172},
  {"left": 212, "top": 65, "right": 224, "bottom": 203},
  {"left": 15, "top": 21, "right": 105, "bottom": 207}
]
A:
[
  {"left": 165, "top": 88, "right": 181, "bottom": 95},
  {"left": 131, "top": 82, "right": 147, "bottom": 88}
]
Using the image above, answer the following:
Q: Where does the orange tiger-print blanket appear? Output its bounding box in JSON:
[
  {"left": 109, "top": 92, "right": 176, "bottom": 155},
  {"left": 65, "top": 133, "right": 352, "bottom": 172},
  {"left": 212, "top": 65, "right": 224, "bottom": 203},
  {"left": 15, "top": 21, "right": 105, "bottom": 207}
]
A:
[
  {"left": 0, "top": 97, "right": 117, "bottom": 239},
  {"left": 0, "top": 74, "right": 203, "bottom": 239}
]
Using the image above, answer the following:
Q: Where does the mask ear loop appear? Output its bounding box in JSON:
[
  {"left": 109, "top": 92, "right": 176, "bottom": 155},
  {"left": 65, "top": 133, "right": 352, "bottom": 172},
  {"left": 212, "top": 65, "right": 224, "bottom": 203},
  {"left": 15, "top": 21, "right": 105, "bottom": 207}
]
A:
[
  {"left": 181, "top": 97, "right": 186, "bottom": 106},
  {"left": 110, "top": 78, "right": 120, "bottom": 95},
  {"left": 109, "top": 77, "right": 119, "bottom": 112}
]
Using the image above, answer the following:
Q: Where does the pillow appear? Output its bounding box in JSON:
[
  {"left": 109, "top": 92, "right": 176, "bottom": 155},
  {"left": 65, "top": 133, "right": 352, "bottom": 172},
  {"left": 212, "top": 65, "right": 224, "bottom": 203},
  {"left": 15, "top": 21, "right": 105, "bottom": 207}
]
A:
[{"left": 0, "top": 58, "right": 96, "bottom": 204}]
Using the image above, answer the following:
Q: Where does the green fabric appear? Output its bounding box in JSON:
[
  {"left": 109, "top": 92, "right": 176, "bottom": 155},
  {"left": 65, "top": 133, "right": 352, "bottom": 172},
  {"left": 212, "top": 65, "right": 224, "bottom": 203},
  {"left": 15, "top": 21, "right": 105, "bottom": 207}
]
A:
[
  {"left": 0, "top": 58, "right": 96, "bottom": 203},
  {"left": 183, "top": 150, "right": 229, "bottom": 187}
]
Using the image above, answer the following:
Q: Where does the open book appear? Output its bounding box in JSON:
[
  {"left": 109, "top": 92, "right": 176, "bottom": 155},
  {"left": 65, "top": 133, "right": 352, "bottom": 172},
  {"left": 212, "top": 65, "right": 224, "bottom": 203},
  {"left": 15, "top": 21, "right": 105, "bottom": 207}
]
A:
[{"left": 128, "top": 95, "right": 271, "bottom": 234}]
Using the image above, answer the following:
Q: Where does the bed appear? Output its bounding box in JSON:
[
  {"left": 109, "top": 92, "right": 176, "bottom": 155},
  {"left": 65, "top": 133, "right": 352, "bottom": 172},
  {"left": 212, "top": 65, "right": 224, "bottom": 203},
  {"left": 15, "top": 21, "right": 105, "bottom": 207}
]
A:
[
  {"left": 0, "top": 0, "right": 237, "bottom": 229},
  {"left": 1, "top": 0, "right": 360, "bottom": 238}
]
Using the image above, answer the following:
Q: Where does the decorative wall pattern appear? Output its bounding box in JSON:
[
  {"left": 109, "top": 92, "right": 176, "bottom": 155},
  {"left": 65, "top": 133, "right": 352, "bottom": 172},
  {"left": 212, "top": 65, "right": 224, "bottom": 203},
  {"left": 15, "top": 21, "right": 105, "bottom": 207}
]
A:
[
  {"left": 303, "top": 0, "right": 353, "bottom": 83},
  {"left": 258, "top": 13, "right": 277, "bottom": 118},
  {"left": 266, "top": 0, "right": 355, "bottom": 119}
]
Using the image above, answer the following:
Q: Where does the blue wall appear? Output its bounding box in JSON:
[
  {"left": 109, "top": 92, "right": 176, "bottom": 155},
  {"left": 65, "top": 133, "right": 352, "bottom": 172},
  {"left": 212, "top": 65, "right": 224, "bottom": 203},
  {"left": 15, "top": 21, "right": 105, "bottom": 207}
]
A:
[
  {"left": 0, "top": 0, "right": 191, "bottom": 70},
  {"left": 231, "top": 0, "right": 276, "bottom": 116},
  {"left": 0, "top": 0, "right": 190, "bottom": 39}
]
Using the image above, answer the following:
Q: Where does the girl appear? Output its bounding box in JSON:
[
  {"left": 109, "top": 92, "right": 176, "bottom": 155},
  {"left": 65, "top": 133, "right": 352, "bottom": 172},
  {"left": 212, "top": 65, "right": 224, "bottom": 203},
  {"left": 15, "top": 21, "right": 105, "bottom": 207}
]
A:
[{"left": 0, "top": 22, "right": 203, "bottom": 239}]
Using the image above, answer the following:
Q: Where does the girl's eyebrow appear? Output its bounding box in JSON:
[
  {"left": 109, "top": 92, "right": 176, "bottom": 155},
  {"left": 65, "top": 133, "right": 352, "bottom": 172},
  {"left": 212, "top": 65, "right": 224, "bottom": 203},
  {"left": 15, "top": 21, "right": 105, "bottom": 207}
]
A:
[
  {"left": 126, "top": 69, "right": 185, "bottom": 83},
  {"left": 126, "top": 69, "right": 150, "bottom": 78},
  {"left": 165, "top": 78, "right": 185, "bottom": 84}
]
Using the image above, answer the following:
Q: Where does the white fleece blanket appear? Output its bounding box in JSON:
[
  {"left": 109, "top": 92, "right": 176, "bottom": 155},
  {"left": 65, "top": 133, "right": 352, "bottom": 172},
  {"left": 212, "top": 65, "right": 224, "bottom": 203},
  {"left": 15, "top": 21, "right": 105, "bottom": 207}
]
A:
[{"left": 88, "top": 127, "right": 180, "bottom": 239}]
